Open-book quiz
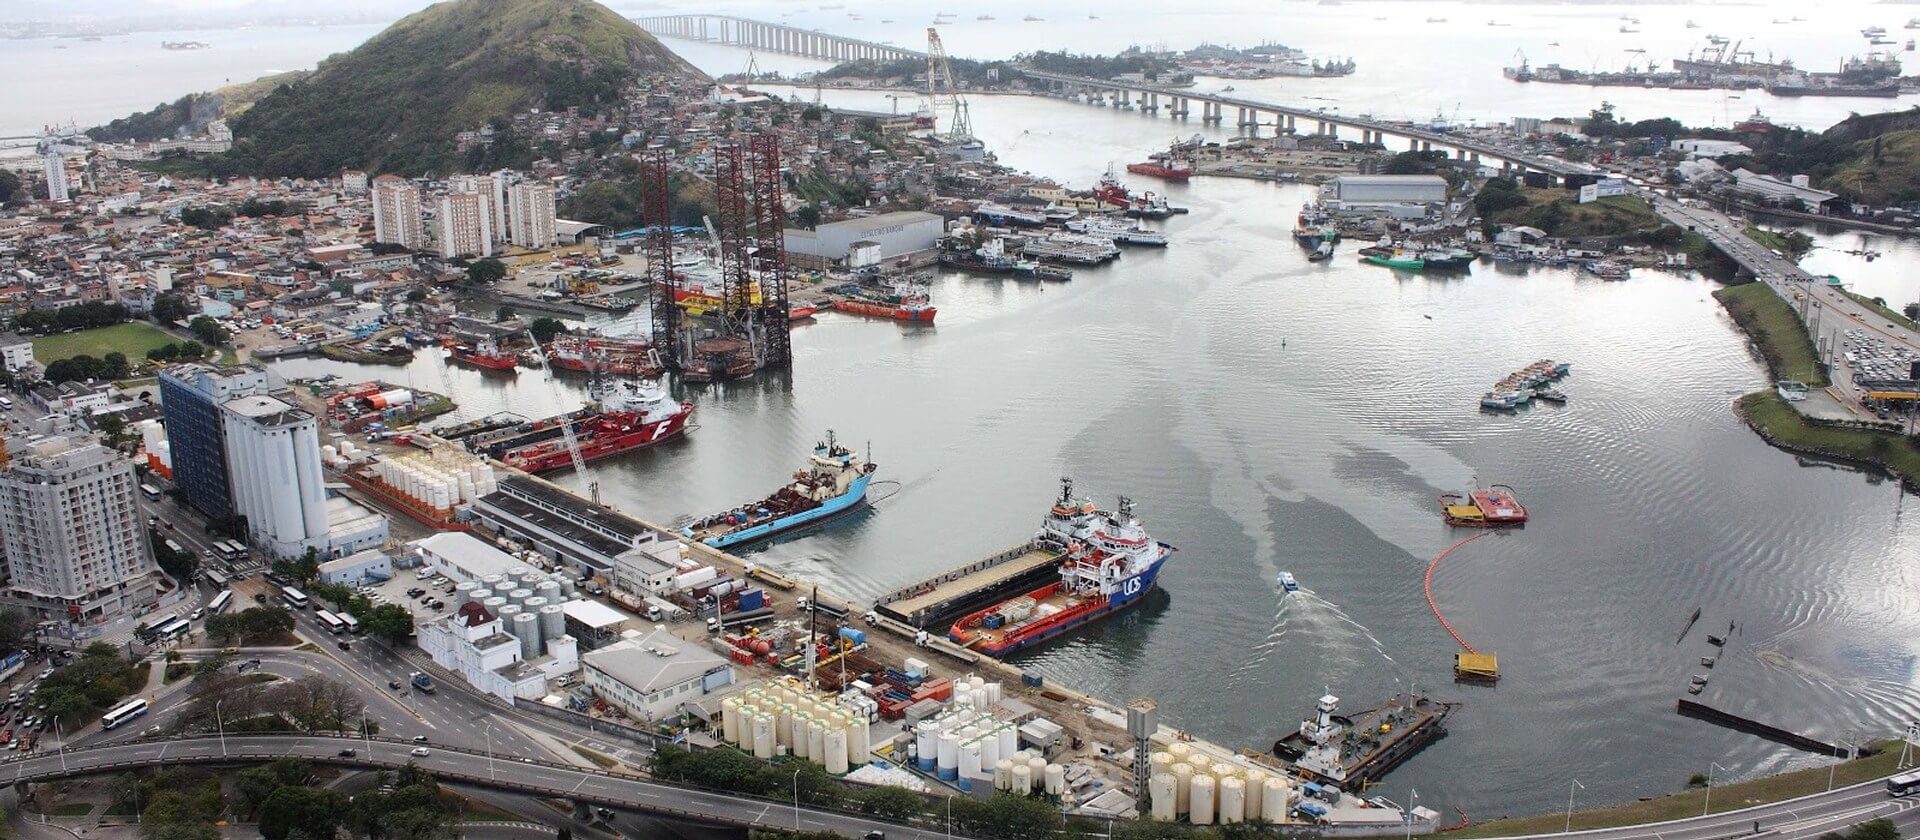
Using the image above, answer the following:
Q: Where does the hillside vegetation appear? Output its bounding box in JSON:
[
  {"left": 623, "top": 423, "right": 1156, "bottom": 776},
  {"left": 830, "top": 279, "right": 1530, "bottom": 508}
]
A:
[{"left": 218, "top": 0, "right": 700, "bottom": 177}]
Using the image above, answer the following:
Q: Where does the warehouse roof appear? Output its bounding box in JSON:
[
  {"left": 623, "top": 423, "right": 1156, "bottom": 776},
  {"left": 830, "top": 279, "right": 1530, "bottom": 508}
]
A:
[
  {"left": 562, "top": 599, "right": 630, "bottom": 630},
  {"left": 583, "top": 629, "right": 727, "bottom": 693},
  {"left": 1333, "top": 175, "right": 1448, "bottom": 186}
]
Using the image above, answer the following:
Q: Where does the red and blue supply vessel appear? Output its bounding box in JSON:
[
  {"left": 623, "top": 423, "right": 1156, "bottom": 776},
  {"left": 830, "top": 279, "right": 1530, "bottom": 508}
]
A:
[{"left": 949, "top": 484, "right": 1174, "bottom": 657}]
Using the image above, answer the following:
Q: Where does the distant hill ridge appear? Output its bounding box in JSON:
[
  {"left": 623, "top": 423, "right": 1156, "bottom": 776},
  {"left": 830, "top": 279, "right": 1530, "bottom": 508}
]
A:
[{"left": 205, "top": 0, "right": 700, "bottom": 177}]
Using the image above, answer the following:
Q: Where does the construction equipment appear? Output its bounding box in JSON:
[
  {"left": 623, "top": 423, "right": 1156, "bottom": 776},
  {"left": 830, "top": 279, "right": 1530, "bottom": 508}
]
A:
[
  {"left": 523, "top": 327, "right": 598, "bottom": 504},
  {"left": 640, "top": 149, "right": 679, "bottom": 371},
  {"left": 925, "top": 28, "right": 972, "bottom": 141}
]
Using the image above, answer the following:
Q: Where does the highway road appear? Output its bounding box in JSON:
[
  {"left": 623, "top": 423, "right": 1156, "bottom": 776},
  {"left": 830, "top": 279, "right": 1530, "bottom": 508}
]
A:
[
  {"left": 1647, "top": 194, "right": 1920, "bottom": 416},
  {"left": 0, "top": 733, "right": 955, "bottom": 840}
]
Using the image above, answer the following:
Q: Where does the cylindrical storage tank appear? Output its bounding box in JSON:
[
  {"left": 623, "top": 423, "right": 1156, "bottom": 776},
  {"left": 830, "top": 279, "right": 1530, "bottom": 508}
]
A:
[
  {"left": 979, "top": 729, "right": 1000, "bottom": 766},
  {"left": 721, "top": 698, "right": 741, "bottom": 744},
  {"left": 1188, "top": 754, "right": 1212, "bottom": 777},
  {"left": 1150, "top": 751, "right": 1173, "bottom": 778},
  {"left": 1167, "top": 742, "right": 1192, "bottom": 764},
  {"left": 558, "top": 577, "right": 577, "bottom": 598},
  {"left": 752, "top": 716, "right": 774, "bottom": 759},
  {"left": 983, "top": 682, "right": 1002, "bottom": 705},
  {"left": 481, "top": 574, "right": 506, "bottom": 590},
  {"left": 1242, "top": 770, "right": 1268, "bottom": 821},
  {"left": 1026, "top": 757, "right": 1046, "bottom": 792},
  {"left": 967, "top": 675, "right": 986, "bottom": 696},
  {"left": 796, "top": 714, "right": 816, "bottom": 759},
  {"left": 523, "top": 596, "right": 548, "bottom": 615},
  {"left": 997, "top": 727, "right": 1016, "bottom": 760},
  {"left": 497, "top": 604, "right": 523, "bottom": 632},
  {"left": 1044, "top": 763, "right": 1065, "bottom": 795},
  {"left": 1011, "top": 764, "right": 1032, "bottom": 796},
  {"left": 808, "top": 720, "right": 827, "bottom": 765},
  {"left": 1262, "top": 778, "right": 1290, "bottom": 823},
  {"left": 539, "top": 605, "right": 565, "bottom": 640},
  {"left": 469, "top": 587, "right": 493, "bottom": 604},
  {"left": 952, "top": 686, "right": 972, "bottom": 708},
  {"left": 959, "top": 740, "right": 982, "bottom": 788},
  {"left": 482, "top": 596, "right": 507, "bottom": 617},
  {"left": 508, "top": 565, "right": 531, "bottom": 579},
  {"left": 915, "top": 722, "right": 938, "bottom": 771},
  {"left": 824, "top": 728, "right": 849, "bottom": 774},
  {"left": 1172, "top": 763, "right": 1194, "bottom": 814},
  {"left": 508, "top": 588, "right": 533, "bottom": 608},
  {"left": 1190, "top": 775, "right": 1217, "bottom": 825},
  {"left": 1220, "top": 777, "right": 1246, "bottom": 825},
  {"left": 845, "top": 719, "right": 869, "bottom": 767},
  {"left": 776, "top": 706, "right": 795, "bottom": 748},
  {"left": 936, "top": 733, "right": 960, "bottom": 780},
  {"left": 994, "top": 758, "right": 1013, "bottom": 791},
  {"left": 513, "top": 613, "right": 540, "bottom": 658},
  {"left": 1151, "top": 772, "right": 1179, "bottom": 820},
  {"left": 454, "top": 581, "right": 479, "bottom": 607},
  {"left": 536, "top": 580, "right": 562, "bottom": 602}
]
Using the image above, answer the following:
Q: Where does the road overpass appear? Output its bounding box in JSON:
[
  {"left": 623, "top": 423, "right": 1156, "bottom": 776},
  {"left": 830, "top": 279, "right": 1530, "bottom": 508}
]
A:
[
  {"left": 5, "top": 733, "right": 954, "bottom": 839},
  {"left": 634, "top": 14, "right": 923, "bottom": 64}
]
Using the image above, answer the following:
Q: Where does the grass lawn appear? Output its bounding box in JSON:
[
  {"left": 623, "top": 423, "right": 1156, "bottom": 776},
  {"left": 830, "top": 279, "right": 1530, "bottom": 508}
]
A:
[
  {"left": 1739, "top": 392, "right": 1920, "bottom": 483},
  {"left": 31, "top": 322, "right": 179, "bottom": 365},
  {"left": 1449, "top": 741, "right": 1908, "bottom": 837},
  {"left": 1713, "top": 283, "right": 1828, "bottom": 386},
  {"left": 1495, "top": 190, "right": 1661, "bottom": 238},
  {"left": 46, "top": 803, "right": 95, "bottom": 817}
]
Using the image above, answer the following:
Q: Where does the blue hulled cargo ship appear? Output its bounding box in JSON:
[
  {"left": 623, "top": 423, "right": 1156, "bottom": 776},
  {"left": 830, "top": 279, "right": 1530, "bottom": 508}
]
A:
[{"left": 682, "top": 431, "right": 876, "bottom": 550}]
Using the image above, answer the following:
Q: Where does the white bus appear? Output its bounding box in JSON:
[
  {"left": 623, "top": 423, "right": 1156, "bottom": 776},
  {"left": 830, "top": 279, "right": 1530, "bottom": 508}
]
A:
[
  {"left": 163, "top": 539, "right": 186, "bottom": 557},
  {"left": 281, "top": 587, "right": 310, "bottom": 610},
  {"left": 202, "top": 569, "right": 228, "bottom": 589},
  {"left": 339, "top": 614, "right": 362, "bottom": 635},
  {"left": 207, "top": 590, "right": 233, "bottom": 615},
  {"left": 315, "top": 610, "right": 346, "bottom": 634},
  {"left": 217, "top": 540, "right": 248, "bottom": 562},
  {"left": 101, "top": 699, "right": 150, "bottom": 730},
  {"left": 151, "top": 616, "right": 190, "bottom": 640},
  {"left": 1891, "top": 770, "right": 1920, "bottom": 797},
  {"left": 139, "top": 484, "right": 161, "bottom": 501}
]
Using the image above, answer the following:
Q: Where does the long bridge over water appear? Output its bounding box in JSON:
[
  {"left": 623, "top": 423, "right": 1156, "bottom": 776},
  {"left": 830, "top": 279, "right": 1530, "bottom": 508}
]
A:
[{"left": 633, "top": 14, "right": 922, "bottom": 64}]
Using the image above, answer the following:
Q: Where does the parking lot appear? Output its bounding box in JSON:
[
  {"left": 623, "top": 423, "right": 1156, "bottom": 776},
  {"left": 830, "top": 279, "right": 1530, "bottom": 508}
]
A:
[{"left": 352, "top": 565, "right": 458, "bottom": 623}]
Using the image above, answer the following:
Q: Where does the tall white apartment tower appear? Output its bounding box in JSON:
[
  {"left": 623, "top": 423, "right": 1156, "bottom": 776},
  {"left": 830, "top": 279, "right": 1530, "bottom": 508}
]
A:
[
  {"left": 0, "top": 436, "right": 158, "bottom": 630},
  {"left": 508, "top": 182, "right": 556, "bottom": 250},
  {"left": 371, "top": 174, "right": 425, "bottom": 250}
]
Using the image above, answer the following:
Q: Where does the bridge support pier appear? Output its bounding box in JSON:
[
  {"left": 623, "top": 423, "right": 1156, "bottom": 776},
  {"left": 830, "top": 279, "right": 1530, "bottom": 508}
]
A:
[
  {"left": 1421, "top": 141, "right": 1432, "bottom": 152},
  {"left": 1456, "top": 149, "right": 1466, "bottom": 160},
  {"left": 573, "top": 800, "right": 593, "bottom": 821},
  {"left": 1285, "top": 115, "right": 1297, "bottom": 134},
  {"left": 1202, "top": 102, "right": 1221, "bottom": 123},
  {"left": 1170, "top": 97, "right": 1188, "bottom": 118},
  {"left": 1470, "top": 152, "right": 1481, "bottom": 165}
]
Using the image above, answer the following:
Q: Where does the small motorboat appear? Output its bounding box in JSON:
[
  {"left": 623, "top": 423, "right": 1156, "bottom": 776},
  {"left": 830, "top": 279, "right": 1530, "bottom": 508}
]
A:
[{"left": 1278, "top": 572, "right": 1299, "bottom": 592}]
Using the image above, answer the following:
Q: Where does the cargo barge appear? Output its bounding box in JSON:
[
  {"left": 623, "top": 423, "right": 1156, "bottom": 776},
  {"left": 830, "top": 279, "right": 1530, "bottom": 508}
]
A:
[
  {"left": 1271, "top": 693, "right": 1460, "bottom": 787},
  {"left": 1439, "top": 484, "right": 1528, "bottom": 527},
  {"left": 682, "top": 431, "right": 877, "bottom": 550}
]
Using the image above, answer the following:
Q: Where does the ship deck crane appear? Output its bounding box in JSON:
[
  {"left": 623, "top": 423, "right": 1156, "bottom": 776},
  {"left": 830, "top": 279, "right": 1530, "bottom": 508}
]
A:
[{"left": 523, "top": 328, "right": 598, "bottom": 504}]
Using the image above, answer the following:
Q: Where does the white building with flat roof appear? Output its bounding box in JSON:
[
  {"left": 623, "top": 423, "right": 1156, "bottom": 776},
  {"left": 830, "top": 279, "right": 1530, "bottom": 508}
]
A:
[
  {"left": 1329, "top": 175, "right": 1448, "bottom": 204},
  {"left": 784, "top": 211, "right": 943, "bottom": 268},
  {"left": 438, "top": 190, "right": 494, "bottom": 259},
  {"left": 0, "top": 332, "right": 32, "bottom": 372},
  {"left": 508, "top": 182, "right": 556, "bottom": 249},
  {"left": 371, "top": 175, "right": 425, "bottom": 250},
  {"left": 582, "top": 628, "right": 734, "bottom": 723},
  {"left": 413, "top": 532, "right": 521, "bottom": 582},
  {"left": 0, "top": 436, "right": 158, "bottom": 634},
  {"left": 419, "top": 600, "right": 578, "bottom": 703}
]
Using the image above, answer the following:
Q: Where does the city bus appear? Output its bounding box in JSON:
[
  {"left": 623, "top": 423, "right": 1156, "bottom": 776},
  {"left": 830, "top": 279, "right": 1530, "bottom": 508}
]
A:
[
  {"left": 216, "top": 540, "right": 248, "bottom": 562},
  {"left": 315, "top": 610, "right": 346, "bottom": 634},
  {"left": 151, "top": 616, "right": 190, "bottom": 641},
  {"left": 202, "top": 569, "right": 228, "bottom": 589},
  {"left": 163, "top": 539, "right": 186, "bottom": 557},
  {"left": 280, "top": 587, "right": 310, "bottom": 610},
  {"left": 339, "top": 614, "right": 362, "bottom": 635},
  {"left": 207, "top": 590, "right": 233, "bottom": 615},
  {"left": 1891, "top": 770, "right": 1920, "bottom": 797},
  {"left": 139, "top": 484, "right": 161, "bottom": 501},
  {"left": 101, "top": 699, "right": 150, "bottom": 730}
]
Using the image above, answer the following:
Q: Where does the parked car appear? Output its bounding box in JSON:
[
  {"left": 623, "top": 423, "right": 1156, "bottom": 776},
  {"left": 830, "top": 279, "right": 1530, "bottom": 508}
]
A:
[{"left": 411, "top": 735, "right": 428, "bottom": 743}]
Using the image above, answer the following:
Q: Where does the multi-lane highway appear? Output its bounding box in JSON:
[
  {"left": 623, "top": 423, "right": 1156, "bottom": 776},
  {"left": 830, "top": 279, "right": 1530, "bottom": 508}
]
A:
[{"left": 1647, "top": 193, "right": 1920, "bottom": 415}]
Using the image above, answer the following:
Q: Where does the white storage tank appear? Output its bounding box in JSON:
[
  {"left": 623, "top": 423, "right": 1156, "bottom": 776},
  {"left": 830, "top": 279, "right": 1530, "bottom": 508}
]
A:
[
  {"left": 937, "top": 733, "right": 959, "bottom": 780},
  {"left": 721, "top": 698, "right": 740, "bottom": 744},
  {"left": 752, "top": 715, "right": 774, "bottom": 759},
  {"left": 1262, "top": 778, "right": 1290, "bottom": 823},
  {"left": 1190, "top": 775, "right": 1217, "bottom": 825},
  {"left": 776, "top": 706, "right": 795, "bottom": 748},
  {"left": 1150, "top": 772, "right": 1178, "bottom": 821},
  {"left": 1242, "top": 769, "right": 1268, "bottom": 821},
  {"left": 536, "top": 580, "right": 563, "bottom": 602},
  {"left": 824, "top": 728, "right": 849, "bottom": 774},
  {"left": 1026, "top": 757, "right": 1046, "bottom": 792},
  {"left": 1167, "top": 742, "right": 1192, "bottom": 764},
  {"left": 1188, "top": 754, "right": 1212, "bottom": 777},
  {"left": 914, "top": 722, "right": 938, "bottom": 771},
  {"left": 523, "top": 596, "right": 549, "bottom": 614},
  {"left": 1172, "top": 763, "right": 1194, "bottom": 814},
  {"left": 808, "top": 719, "right": 827, "bottom": 764},
  {"left": 497, "top": 604, "right": 523, "bottom": 630},
  {"left": 844, "top": 718, "right": 869, "bottom": 767},
  {"left": 481, "top": 574, "right": 507, "bottom": 590},
  {"left": 1043, "top": 763, "right": 1065, "bottom": 795},
  {"left": 513, "top": 613, "right": 541, "bottom": 658},
  {"left": 1150, "top": 751, "right": 1173, "bottom": 778},
  {"left": 508, "top": 588, "right": 534, "bottom": 607},
  {"left": 996, "top": 726, "right": 1016, "bottom": 760},
  {"left": 959, "top": 740, "right": 982, "bottom": 788},
  {"left": 1011, "top": 764, "right": 1032, "bottom": 796},
  {"left": 454, "top": 581, "right": 479, "bottom": 607},
  {"left": 1220, "top": 777, "right": 1246, "bottom": 825},
  {"left": 994, "top": 758, "right": 1013, "bottom": 791}
]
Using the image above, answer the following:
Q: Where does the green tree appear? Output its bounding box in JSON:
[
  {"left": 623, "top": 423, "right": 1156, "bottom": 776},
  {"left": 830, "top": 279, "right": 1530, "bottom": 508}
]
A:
[
  {"left": 466, "top": 257, "right": 507, "bottom": 285},
  {"left": 364, "top": 604, "right": 415, "bottom": 643},
  {"left": 406, "top": 289, "right": 428, "bottom": 302},
  {"left": 0, "top": 607, "right": 30, "bottom": 650},
  {"left": 152, "top": 293, "right": 191, "bottom": 324},
  {"left": 188, "top": 316, "right": 229, "bottom": 346},
  {"left": 0, "top": 169, "right": 20, "bottom": 206},
  {"left": 1850, "top": 819, "right": 1900, "bottom": 840},
  {"left": 860, "top": 785, "right": 926, "bottom": 820},
  {"left": 258, "top": 786, "right": 348, "bottom": 840},
  {"left": 528, "top": 317, "right": 568, "bottom": 343}
]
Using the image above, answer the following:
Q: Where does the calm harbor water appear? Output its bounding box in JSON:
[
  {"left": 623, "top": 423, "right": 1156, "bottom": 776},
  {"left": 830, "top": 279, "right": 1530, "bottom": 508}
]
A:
[{"left": 18, "top": 2, "right": 1920, "bottom": 819}]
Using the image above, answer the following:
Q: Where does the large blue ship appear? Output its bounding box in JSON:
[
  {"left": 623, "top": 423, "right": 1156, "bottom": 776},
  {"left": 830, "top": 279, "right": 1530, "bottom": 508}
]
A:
[{"left": 682, "top": 431, "right": 876, "bottom": 550}]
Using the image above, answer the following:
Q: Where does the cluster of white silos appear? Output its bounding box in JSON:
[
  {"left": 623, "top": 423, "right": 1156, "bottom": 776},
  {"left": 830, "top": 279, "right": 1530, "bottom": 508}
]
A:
[
  {"left": 321, "top": 436, "right": 373, "bottom": 470},
  {"left": 984, "top": 749, "right": 1067, "bottom": 797},
  {"left": 465, "top": 564, "right": 577, "bottom": 659},
  {"left": 137, "top": 420, "right": 172, "bottom": 472},
  {"left": 950, "top": 674, "right": 1002, "bottom": 710},
  {"left": 907, "top": 693, "right": 1052, "bottom": 795},
  {"left": 364, "top": 449, "right": 498, "bottom": 516},
  {"left": 1147, "top": 743, "right": 1291, "bottom": 825},
  {"left": 720, "top": 679, "right": 870, "bottom": 774}
]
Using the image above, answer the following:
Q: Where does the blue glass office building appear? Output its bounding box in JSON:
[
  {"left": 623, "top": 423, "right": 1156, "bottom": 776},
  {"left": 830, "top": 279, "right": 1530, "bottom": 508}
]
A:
[{"left": 157, "top": 365, "right": 274, "bottom": 519}]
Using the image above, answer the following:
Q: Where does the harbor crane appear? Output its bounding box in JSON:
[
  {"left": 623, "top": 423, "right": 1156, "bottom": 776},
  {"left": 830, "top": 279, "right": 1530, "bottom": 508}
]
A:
[
  {"left": 523, "top": 328, "right": 598, "bottom": 505},
  {"left": 925, "top": 28, "right": 972, "bottom": 141}
]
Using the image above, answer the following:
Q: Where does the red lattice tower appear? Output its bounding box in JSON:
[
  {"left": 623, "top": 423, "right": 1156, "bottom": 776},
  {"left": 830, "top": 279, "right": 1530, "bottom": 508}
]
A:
[
  {"left": 749, "top": 132, "right": 791, "bottom": 368},
  {"left": 640, "top": 149, "right": 679, "bottom": 369},
  {"left": 712, "top": 141, "right": 755, "bottom": 327}
]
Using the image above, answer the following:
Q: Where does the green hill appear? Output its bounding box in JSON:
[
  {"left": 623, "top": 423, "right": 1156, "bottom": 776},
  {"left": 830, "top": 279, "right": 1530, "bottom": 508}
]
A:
[{"left": 219, "top": 0, "right": 700, "bottom": 177}]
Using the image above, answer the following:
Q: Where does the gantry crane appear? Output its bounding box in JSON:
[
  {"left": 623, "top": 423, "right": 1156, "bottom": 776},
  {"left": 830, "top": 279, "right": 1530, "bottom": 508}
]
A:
[{"left": 926, "top": 28, "right": 972, "bottom": 141}]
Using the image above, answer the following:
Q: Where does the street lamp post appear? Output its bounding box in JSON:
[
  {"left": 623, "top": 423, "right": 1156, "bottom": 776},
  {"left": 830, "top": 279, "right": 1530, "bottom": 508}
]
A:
[
  {"left": 792, "top": 767, "right": 802, "bottom": 831},
  {"left": 1565, "top": 778, "right": 1585, "bottom": 833},
  {"left": 1704, "top": 762, "right": 1728, "bottom": 816},
  {"left": 215, "top": 699, "right": 226, "bottom": 757},
  {"left": 947, "top": 794, "right": 954, "bottom": 840},
  {"left": 485, "top": 723, "right": 495, "bottom": 781},
  {"left": 1404, "top": 788, "right": 1419, "bottom": 840}
]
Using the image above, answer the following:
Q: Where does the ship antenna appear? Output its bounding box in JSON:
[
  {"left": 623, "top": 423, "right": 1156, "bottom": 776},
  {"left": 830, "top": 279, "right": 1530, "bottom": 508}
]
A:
[{"left": 1060, "top": 476, "right": 1073, "bottom": 503}]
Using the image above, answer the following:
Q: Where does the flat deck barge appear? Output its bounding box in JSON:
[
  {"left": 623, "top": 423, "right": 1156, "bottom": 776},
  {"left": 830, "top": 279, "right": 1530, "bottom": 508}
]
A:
[
  {"left": 873, "top": 543, "right": 1064, "bottom": 628},
  {"left": 1274, "top": 693, "right": 1459, "bottom": 788}
]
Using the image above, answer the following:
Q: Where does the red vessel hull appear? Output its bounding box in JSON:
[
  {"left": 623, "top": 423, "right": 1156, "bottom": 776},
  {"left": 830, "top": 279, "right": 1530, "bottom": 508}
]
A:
[
  {"left": 501, "top": 406, "right": 693, "bottom": 473},
  {"left": 1126, "top": 162, "right": 1192, "bottom": 181},
  {"left": 951, "top": 580, "right": 1136, "bottom": 657},
  {"left": 788, "top": 305, "right": 820, "bottom": 321},
  {"left": 449, "top": 349, "right": 519, "bottom": 372},
  {"left": 832, "top": 300, "right": 937, "bottom": 322}
]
